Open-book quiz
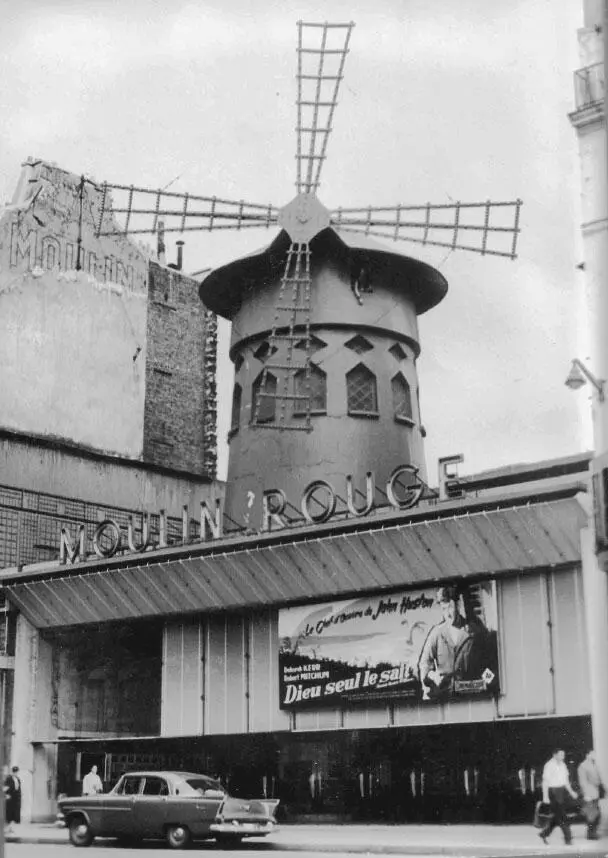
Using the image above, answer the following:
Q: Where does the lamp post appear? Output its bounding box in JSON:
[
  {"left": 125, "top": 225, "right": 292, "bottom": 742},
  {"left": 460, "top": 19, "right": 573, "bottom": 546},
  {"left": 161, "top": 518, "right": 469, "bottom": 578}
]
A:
[
  {"left": 565, "top": 358, "right": 605, "bottom": 401},
  {"left": 567, "top": 357, "right": 608, "bottom": 835}
]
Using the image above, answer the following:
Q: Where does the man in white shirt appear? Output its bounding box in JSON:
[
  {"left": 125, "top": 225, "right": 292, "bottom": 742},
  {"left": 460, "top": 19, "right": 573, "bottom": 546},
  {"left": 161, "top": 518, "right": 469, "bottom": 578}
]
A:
[
  {"left": 82, "top": 765, "right": 103, "bottom": 796},
  {"left": 538, "top": 749, "right": 578, "bottom": 845}
]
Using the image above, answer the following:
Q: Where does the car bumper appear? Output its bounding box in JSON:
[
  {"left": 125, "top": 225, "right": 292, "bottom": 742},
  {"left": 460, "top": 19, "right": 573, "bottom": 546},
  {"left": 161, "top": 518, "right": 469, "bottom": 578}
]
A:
[{"left": 210, "top": 819, "right": 277, "bottom": 837}]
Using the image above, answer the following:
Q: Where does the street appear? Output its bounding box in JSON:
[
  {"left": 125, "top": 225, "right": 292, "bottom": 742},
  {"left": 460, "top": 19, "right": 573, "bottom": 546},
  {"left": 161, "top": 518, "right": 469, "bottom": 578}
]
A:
[
  {"left": 2, "top": 821, "right": 608, "bottom": 858},
  {"left": 2, "top": 847, "right": 440, "bottom": 858},
  {"left": 2, "top": 835, "right": 608, "bottom": 858}
]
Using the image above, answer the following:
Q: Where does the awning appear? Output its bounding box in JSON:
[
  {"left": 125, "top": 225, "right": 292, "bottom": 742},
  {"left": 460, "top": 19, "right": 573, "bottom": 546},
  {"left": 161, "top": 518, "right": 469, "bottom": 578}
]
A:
[{"left": 1, "top": 493, "right": 586, "bottom": 629}]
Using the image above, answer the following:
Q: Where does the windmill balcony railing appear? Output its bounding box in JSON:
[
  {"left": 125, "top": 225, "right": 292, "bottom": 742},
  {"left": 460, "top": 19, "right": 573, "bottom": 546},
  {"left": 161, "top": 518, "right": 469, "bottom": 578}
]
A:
[{"left": 573, "top": 62, "right": 605, "bottom": 111}]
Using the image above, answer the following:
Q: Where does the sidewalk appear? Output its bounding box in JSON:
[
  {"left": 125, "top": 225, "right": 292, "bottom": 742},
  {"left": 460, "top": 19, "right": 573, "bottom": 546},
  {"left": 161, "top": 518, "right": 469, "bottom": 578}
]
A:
[{"left": 5, "top": 822, "right": 608, "bottom": 854}]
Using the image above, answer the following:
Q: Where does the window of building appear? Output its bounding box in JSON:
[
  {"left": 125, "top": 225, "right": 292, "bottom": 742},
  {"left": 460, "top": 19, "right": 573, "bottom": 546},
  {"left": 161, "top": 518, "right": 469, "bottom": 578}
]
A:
[
  {"left": 345, "top": 334, "right": 373, "bottom": 355},
  {"left": 392, "top": 373, "right": 414, "bottom": 422},
  {"left": 252, "top": 372, "right": 277, "bottom": 424},
  {"left": 294, "top": 334, "right": 327, "bottom": 355},
  {"left": 230, "top": 383, "right": 242, "bottom": 435},
  {"left": 389, "top": 343, "right": 408, "bottom": 362},
  {"left": 294, "top": 363, "right": 327, "bottom": 415},
  {"left": 253, "top": 341, "right": 278, "bottom": 362},
  {"left": 233, "top": 353, "right": 244, "bottom": 373},
  {"left": 346, "top": 364, "right": 378, "bottom": 416}
]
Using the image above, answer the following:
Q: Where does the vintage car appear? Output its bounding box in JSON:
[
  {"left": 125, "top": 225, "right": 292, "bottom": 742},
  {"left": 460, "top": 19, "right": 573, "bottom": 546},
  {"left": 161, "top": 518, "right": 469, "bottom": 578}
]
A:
[{"left": 58, "top": 770, "right": 279, "bottom": 849}]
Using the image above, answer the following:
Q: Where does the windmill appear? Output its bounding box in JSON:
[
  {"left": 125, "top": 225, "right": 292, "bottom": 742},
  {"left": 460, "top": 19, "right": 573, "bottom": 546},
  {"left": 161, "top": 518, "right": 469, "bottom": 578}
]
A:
[{"left": 93, "top": 20, "right": 522, "bottom": 433}]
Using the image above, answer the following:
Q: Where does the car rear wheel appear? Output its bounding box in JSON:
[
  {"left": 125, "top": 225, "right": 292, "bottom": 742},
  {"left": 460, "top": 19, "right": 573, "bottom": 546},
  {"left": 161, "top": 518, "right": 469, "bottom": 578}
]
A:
[
  {"left": 166, "top": 823, "right": 191, "bottom": 849},
  {"left": 68, "top": 816, "right": 94, "bottom": 847}
]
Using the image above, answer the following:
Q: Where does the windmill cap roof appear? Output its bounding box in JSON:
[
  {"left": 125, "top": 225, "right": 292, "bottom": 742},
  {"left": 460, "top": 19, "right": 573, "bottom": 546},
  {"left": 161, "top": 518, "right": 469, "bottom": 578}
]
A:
[{"left": 199, "top": 227, "right": 447, "bottom": 319}]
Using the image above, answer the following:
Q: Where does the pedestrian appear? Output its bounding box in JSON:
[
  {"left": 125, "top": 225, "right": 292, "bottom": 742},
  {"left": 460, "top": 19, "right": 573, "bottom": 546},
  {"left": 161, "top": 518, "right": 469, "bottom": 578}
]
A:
[
  {"left": 4, "top": 765, "right": 21, "bottom": 836},
  {"left": 538, "top": 749, "right": 578, "bottom": 846},
  {"left": 82, "top": 764, "right": 103, "bottom": 796},
  {"left": 577, "top": 749, "right": 605, "bottom": 840}
]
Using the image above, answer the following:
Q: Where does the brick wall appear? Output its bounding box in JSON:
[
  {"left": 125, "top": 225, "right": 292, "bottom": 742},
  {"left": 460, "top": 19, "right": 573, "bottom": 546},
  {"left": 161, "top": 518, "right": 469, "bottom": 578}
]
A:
[{"left": 143, "top": 262, "right": 217, "bottom": 477}]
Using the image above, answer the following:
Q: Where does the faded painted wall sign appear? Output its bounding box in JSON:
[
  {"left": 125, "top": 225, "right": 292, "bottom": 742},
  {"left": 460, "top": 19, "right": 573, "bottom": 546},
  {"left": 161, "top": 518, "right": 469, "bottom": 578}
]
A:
[{"left": 1, "top": 159, "right": 148, "bottom": 292}]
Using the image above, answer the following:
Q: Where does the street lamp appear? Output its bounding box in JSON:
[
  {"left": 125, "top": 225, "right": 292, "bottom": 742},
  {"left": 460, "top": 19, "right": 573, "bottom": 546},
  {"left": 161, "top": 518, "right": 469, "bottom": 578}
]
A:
[{"left": 565, "top": 358, "right": 605, "bottom": 401}]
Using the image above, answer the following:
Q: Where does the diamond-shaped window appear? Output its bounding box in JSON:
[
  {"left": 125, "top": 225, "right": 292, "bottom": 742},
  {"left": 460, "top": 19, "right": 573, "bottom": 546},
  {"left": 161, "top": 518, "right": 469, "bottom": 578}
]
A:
[
  {"left": 345, "top": 335, "right": 373, "bottom": 355},
  {"left": 253, "top": 341, "right": 278, "bottom": 362},
  {"left": 389, "top": 343, "right": 408, "bottom": 362},
  {"left": 294, "top": 334, "right": 327, "bottom": 354}
]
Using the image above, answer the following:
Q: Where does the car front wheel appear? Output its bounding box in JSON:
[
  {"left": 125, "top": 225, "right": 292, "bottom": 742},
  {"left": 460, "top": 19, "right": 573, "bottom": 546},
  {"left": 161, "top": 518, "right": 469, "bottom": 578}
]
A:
[
  {"left": 166, "top": 823, "right": 191, "bottom": 849},
  {"left": 68, "top": 816, "right": 94, "bottom": 848}
]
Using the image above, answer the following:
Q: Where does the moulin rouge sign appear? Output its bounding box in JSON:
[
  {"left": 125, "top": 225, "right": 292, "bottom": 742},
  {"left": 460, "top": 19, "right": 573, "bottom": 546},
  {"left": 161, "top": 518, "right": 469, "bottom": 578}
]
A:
[{"left": 58, "top": 465, "right": 426, "bottom": 565}]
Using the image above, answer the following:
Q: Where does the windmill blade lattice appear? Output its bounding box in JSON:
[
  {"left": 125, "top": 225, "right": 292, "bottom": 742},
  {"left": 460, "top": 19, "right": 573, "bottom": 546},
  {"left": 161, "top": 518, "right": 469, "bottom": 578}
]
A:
[
  {"left": 331, "top": 199, "right": 523, "bottom": 259},
  {"left": 94, "top": 183, "right": 279, "bottom": 238},
  {"left": 296, "top": 20, "right": 355, "bottom": 195}
]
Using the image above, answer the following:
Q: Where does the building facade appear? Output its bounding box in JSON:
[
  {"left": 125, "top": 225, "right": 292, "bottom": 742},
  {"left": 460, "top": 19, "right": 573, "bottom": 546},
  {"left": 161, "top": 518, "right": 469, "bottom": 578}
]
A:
[
  {"left": 1, "top": 453, "right": 594, "bottom": 824},
  {"left": 0, "top": 157, "right": 218, "bottom": 478},
  {"left": 0, "top": 176, "right": 599, "bottom": 824},
  {"left": 0, "top": 157, "right": 222, "bottom": 816},
  {"left": 568, "top": 0, "right": 608, "bottom": 795}
]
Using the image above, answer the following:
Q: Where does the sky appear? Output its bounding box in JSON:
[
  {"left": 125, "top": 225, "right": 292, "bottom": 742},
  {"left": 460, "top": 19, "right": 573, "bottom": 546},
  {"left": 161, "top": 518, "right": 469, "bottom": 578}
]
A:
[{"left": 0, "top": 0, "right": 589, "bottom": 483}]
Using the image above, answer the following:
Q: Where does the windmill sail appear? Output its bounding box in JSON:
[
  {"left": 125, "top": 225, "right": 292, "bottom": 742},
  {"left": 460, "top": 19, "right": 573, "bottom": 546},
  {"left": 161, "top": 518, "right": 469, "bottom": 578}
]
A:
[
  {"left": 331, "top": 200, "right": 523, "bottom": 259},
  {"left": 296, "top": 21, "right": 355, "bottom": 195},
  {"left": 85, "top": 19, "right": 523, "bottom": 433}
]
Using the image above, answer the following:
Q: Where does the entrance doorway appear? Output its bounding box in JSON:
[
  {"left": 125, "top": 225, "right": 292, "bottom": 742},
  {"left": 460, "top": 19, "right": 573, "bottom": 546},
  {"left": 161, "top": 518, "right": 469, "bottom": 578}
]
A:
[{"left": 76, "top": 751, "right": 109, "bottom": 792}]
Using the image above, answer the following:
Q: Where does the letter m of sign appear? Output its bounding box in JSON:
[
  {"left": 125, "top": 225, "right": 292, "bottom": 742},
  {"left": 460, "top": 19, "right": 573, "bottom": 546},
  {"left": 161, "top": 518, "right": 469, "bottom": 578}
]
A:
[
  {"left": 59, "top": 526, "right": 85, "bottom": 564},
  {"left": 10, "top": 223, "right": 37, "bottom": 269}
]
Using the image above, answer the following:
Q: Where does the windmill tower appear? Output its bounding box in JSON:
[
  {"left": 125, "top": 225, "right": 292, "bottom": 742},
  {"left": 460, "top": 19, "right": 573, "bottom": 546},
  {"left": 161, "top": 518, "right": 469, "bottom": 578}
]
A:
[{"left": 94, "top": 21, "right": 522, "bottom": 533}]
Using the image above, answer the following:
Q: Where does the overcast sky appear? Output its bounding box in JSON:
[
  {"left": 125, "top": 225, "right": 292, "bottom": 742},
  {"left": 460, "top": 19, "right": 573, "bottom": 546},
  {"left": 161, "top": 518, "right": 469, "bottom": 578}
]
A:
[{"left": 0, "top": 0, "right": 588, "bottom": 482}]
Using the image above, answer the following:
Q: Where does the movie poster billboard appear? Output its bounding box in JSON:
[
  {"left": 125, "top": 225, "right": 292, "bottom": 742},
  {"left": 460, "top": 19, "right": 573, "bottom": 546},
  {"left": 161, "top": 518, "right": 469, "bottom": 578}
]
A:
[{"left": 278, "top": 581, "right": 499, "bottom": 709}]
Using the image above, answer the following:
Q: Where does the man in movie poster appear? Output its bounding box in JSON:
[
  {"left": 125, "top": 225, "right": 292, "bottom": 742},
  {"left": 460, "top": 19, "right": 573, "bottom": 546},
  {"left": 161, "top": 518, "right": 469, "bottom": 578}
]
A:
[
  {"left": 418, "top": 585, "right": 498, "bottom": 700},
  {"left": 278, "top": 581, "right": 499, "bottom": 709}
]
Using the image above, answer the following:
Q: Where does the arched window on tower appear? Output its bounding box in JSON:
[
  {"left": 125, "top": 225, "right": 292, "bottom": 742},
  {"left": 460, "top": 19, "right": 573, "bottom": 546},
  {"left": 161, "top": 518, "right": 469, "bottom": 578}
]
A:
[
  {"left": 251, "top": 371, "right": 277, "bottom": 424},
  {"left": 230, "top": 383, "right": 242, "bottom": 436},
  {"left": 346, "top": 364, "right": 378, "bottom": 417},
  {"left": 391, "top": 373, "right": 414, "bottom": 423},
  {"left": 294, "top": 363, "right": 327, "bottom": 416}
]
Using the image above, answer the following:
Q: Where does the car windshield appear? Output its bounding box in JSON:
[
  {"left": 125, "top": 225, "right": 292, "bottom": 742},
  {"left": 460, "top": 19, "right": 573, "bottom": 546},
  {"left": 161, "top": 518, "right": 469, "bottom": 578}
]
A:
[{"left": 181, "top": 777, "right": 225, "bottom": 796}]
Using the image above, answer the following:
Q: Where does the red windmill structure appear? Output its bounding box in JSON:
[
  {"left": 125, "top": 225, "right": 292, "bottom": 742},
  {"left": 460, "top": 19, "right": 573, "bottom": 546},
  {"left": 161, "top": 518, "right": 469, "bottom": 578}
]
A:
[{"left": 93, "top": 21, "right": 522, "bottom": 531}]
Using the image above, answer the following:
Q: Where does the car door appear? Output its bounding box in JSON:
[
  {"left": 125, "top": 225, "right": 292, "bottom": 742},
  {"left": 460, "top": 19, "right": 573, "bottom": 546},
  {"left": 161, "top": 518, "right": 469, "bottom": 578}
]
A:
[
  {"left": 96, "top": 775, "right": 141, "bottom": 837},
  {"left": 168, "top": 777, "right": 225, "bottom": 837},
  {"left": 131, "top": 776, "right": 169, "bottom": 838}
]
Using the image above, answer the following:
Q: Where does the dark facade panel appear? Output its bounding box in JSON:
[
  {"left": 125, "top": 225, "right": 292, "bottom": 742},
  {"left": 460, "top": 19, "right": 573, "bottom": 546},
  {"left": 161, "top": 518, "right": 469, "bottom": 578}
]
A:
[{"left": 144, "top": 262, "right": 217, "bottom": 478}]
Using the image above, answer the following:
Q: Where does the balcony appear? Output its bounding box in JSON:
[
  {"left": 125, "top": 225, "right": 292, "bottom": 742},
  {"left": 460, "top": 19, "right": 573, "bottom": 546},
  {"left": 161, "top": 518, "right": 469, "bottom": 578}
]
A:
[
  {"left": 575, "top": 62, "right": 604, "bottom": 108},
  {"left": 570, "top": 62, "right": 605, "bottom": 127}
]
